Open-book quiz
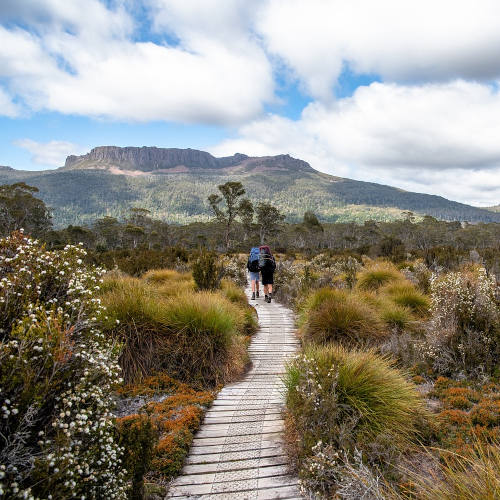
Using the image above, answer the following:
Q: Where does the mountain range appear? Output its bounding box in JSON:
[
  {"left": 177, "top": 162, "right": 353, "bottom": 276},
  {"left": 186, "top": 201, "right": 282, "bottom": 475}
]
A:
[{"left": 1, "top": 146, "right": 499, "bottom": 227}]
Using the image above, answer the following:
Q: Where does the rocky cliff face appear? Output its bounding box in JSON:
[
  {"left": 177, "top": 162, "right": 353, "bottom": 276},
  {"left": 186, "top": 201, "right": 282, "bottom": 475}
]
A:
[{"left": 64, "top": 146, "right": 314, "bottom": 173}]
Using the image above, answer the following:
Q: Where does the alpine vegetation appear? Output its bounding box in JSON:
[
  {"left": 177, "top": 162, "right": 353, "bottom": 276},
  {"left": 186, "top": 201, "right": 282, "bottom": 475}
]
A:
[{"left": 0, "top": 232, "right": 126, "bottom": 499}]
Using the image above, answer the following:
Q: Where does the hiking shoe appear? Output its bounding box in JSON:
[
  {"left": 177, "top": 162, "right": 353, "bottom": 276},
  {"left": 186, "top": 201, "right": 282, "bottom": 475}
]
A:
[
  {"left": 265, "top": 295, "right": 269, "bottom": 302},
  {"left": 256, "top": 291, "right": 259, "bottom": 298},
  {"left": 251, "top": 292, "right": 256, "bottom": 300},
  {"left": 268, "top": 294, "right": 272, "bottom": 303}
]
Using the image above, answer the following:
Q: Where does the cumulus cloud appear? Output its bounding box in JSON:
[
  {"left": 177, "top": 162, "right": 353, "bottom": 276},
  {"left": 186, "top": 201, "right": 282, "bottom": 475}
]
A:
[
  {"left": 0, "top": 0, "right": 274, "bottom": 124},
  {"left": 14, "top": 139, "right": 87, "bottom": 167},
  {"left": 0, "top": 86, "right": 19, "bottom": 117},
  {"left": 258, "top": 0, "right": 500, "bottom": 99},
  {"left": 212, "top": 80, "right": 500, "bottom": 206}
]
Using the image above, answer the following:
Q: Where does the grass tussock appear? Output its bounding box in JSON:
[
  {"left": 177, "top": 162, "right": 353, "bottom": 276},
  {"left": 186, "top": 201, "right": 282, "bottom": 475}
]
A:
[
  {"left": 221, "top": 279, "right": 248, "bottom": 307},
  {"left": 379, "top": 301, "right": 415, "bottom": 330},
  {"left": 142, "top": 268, "right": 192, "bottom": 284},
  {"left": 301, "top": 289, "right": 386, "bottom": 345},
  {"left": 143, "top": 268, "right": 195, "bottom": 298},
  {"left": 356, "top": 262, "right": 404, "bottom": 291},
  {"left": 101, "top": 272, "right": 252, "bottom": 387},
  {"left": 382, "top": 282, "right": 430, "bottom": 316},
  {"left": 393, "top": 441, "right": 500, "bottom": 500},
  {"left": 285, "top": 344, "right": 426, "bottom": 494}
]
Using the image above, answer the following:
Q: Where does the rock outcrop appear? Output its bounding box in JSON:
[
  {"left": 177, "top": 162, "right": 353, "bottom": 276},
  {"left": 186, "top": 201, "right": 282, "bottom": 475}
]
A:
[{"left": 64, "top": 146, "right": 314, "bottom": 173}]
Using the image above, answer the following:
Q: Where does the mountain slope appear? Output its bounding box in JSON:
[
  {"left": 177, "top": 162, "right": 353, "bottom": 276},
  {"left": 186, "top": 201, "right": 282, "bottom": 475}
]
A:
[{"left": 1, "top": 146, "right": 498, "bottom": 227}]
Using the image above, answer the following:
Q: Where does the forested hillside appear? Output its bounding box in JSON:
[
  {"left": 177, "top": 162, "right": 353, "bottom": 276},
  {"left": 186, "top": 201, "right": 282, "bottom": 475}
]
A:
[{"left": 1, "top": 147, "right": 498, "bottom": 227}]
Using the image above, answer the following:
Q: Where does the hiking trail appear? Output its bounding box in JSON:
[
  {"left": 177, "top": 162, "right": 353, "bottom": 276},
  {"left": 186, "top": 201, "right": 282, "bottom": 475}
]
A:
[{"left": 167, "top": 287, "right": 303, "bottom": 499}]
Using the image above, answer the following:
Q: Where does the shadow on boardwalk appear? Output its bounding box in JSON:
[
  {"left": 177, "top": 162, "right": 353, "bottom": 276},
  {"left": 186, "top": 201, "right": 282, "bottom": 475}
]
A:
[{"left": 166, "top": 288, "right": 303, "bottom": 499}]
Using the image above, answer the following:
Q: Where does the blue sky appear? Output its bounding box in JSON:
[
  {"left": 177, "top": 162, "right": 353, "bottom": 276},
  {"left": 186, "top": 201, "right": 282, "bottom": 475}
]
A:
[{"left": 1, "top": 0, "right": 500, "bottom": 206}]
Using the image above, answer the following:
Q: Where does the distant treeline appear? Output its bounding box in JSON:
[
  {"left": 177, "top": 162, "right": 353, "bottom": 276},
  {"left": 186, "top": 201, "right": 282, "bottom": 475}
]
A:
[{"left": 2, "top": 182, "right": 499, "bottom": 275}]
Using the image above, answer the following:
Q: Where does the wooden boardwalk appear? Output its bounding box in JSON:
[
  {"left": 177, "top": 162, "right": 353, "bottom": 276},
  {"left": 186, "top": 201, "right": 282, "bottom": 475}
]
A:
[{"left": 167, "top": 289, "right": 302, "bottom": 499}]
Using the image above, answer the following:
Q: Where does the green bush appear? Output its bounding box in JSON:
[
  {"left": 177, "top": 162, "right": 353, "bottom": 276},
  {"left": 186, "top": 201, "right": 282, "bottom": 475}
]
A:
[
  {"left": 192, "top": 250, "right": 223, "bottom": 291},
  {"left": 116, "top": 414, "right": 158, "bottom": 500}
]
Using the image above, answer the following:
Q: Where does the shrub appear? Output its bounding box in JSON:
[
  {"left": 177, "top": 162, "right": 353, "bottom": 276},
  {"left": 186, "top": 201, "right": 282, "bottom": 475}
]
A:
[
  {"left": 0, "top": 232, "right": 126, "bottom": 499},
  {"left": 382, "top": 282, "right": 430, "bottom": 316},
  {"left": 116, "top": 414, "right": 158, "bottom": 500},
  {"left": 422, "top": 267, "right": 499, "bottom": 376},
  {"left": 302, "top": 290, "right": 386, "bottom": 345},
  {"left": 356, "top": 262, "right": 404, "bottom": 291},
  {"left": 285, "top": 344, "right": 425, "bottom": 496},
  {"left": 221, "top": 255, "right": 247, "bottom": 287},
  {"left": 191, "top": 250, "right": 223, "bottom": 291}
]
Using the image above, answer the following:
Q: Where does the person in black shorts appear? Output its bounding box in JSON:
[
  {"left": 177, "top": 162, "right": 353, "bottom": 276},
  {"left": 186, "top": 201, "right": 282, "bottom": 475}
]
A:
[{"left": 258, "top": 245, "right": 276, "bottom": 303}]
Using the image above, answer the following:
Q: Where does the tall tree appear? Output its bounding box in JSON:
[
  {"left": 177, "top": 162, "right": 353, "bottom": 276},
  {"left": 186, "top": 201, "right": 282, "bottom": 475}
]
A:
[
  {"left": 208, "top": 181, "right": 247, "bottom": 250},
  {"left": 0, "top": 183, "right": 52, "bottom": 236},
  {"left": 238, "top": 198, "right": 254, "bottom": 241},
  {"left": 303, "top": 211, "right": 323, "bottom": 232},
  {"left": 255, "top": 202, "right": 285, "bottom": 244}
]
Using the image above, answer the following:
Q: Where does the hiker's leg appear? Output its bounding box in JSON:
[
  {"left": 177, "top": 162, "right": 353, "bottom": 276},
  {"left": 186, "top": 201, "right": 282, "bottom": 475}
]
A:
[
  {"left": 268, "top": 284, "right": 273, "bottom": 294},
  {"left": 251, "top": 279, "right": 256, "bottom": 292}
]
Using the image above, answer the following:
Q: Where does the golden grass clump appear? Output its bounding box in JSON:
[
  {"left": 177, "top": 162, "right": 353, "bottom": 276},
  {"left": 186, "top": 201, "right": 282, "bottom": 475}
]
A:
[
  {"left": 393, "top": 441, "right": 500, "bottom": 500},
  {"left": 100, "top": 273, "right": 251, "bottom": 387},
  {"left": 382, "top": 282, "right": 430, "bottom": 316},
  {"left": 285, "top": 343, "right": 426, "bottom": 460},
  {"left": 220, "top": 279, "right": 248, "bottom": 307},
  {"left": 297, "top": 287, "right": 346, "bottom": 328},
  {"left": 142, "top": 268, "right": 192, "bottom": 284},
  {"left": 302, "top": 289, "right": 386, "bottom": 345},
  {"left": 357, "top": 262, "right": 405, "bottom": 291},
  {"left": 379, "top": 301, "right": 415, "bottom": 330},
  {"left": 142, "top": 268, "right": 195, "bottom": 298}
]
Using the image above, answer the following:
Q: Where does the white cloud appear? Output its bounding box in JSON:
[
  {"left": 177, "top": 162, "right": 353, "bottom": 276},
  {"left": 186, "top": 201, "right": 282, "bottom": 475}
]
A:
[
  {"left": 212, "top": 80, "right": 500, "bottom": 206},
  {"left": 14, "top": 139, "right": 87, "bottom": 167},
  {"left": 0, "top": 0, "right": 274, "bottom": 124},
  {"left": 258, "top": 0, "right": 500, "bottom": 100},
  {"left": 0, "top": 86, "right": 19, "bottom": 117}
]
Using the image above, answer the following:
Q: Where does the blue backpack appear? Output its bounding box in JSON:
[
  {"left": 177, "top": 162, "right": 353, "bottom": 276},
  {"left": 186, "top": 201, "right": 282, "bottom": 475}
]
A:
[{"left": 248, "top": 247, "right": 260, "bottom": 272}]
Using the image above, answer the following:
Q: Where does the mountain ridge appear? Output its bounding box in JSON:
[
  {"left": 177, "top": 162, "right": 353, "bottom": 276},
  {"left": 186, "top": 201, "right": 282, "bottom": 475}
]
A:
[{"left": 1, "top": 146, "right": 499, "bottom": 227}]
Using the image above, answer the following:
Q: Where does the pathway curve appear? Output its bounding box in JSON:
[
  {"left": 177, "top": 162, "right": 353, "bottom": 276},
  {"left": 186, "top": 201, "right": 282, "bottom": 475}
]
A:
[{"left": 167, "top": 289, "right": 302, "bottom": 499}]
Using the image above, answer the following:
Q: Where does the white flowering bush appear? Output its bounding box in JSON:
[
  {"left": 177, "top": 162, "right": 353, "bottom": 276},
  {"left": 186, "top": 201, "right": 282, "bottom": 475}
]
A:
[
  {"left": 0, "top": 231, "right": 127, "bottom": 499},
  {"left": 221, "top": 255, "right": 247, "bottom": 287},
  {"left": 423, "top": 266, "right": 499, "bottom": 375}
]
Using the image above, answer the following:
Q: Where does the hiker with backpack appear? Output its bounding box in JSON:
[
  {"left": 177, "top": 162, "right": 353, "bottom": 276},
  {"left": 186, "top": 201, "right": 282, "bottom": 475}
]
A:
[
  {"left": 247, "top": 247, "right": 261, "bottom": 300},
  {"left": 259, "top": 245, "right": 276, "bottom": 303}
]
